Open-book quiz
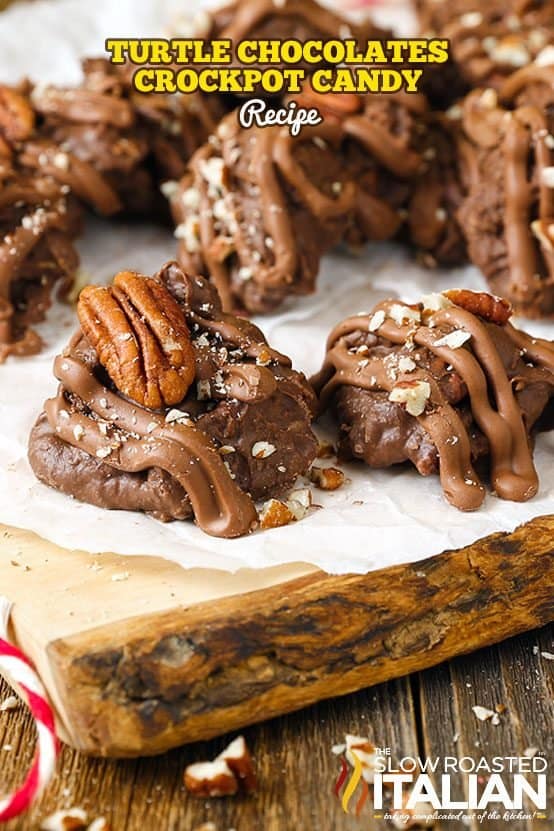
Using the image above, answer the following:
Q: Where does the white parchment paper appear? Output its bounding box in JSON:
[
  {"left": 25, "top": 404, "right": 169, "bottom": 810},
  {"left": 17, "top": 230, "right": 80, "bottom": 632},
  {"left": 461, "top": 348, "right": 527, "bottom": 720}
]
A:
[{"left": 0, "top": 0, "right": 552, "bottom": 575}]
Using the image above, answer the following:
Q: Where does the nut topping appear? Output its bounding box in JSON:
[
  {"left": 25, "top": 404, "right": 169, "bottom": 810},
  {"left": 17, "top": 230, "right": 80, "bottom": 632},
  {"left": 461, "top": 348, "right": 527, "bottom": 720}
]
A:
[
  {"left": 40, "top": 808, "right": 89, "bottom": 831},
  {"left": 258, "top": 498, "right": 296, "bottom": 529},
  {"left": 216, "top": 735, "right": 257, "bottom": 794},
  {"left": 184, "top": 735, "right": 257, "bottom": 798},
  {"left": 184, "top": 759, "right": 239, "bottom": 797},
  {"left": 0, "top": 85, "right": 35, "bottom": 144},
  {"left": 78, "top": 271, "right": 196, "bottom": 409},
  {"left": 444, "top": 289, "right": 512, "bottom": 325},
  {"left": 389, "top": 380, "right": 431, "bottom": 417},
  {"left": 309, "top": 466, "right": 345, "bottom": 490}
]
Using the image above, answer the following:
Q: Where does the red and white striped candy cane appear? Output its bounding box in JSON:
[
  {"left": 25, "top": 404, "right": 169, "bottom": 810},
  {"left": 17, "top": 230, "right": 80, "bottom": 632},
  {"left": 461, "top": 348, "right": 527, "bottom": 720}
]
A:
[{"left": 0, "top": 596, "right": 59, "bottom": 822}]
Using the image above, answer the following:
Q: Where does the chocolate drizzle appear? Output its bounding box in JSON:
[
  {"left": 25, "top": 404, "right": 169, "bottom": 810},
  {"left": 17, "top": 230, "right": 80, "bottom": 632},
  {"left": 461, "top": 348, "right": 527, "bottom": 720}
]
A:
[
  {"left": 504, "top": 105, "right": 554, "bottom": 306},
  {"left": 0, "top": 158, "right": 79, "bottom": 361},
  {"left": 500, "top": 62, "right": 554, "bottom": 106},
  {"left": 291, "top": 88, "right": 431, "bottom": 249},
  {"left": 341, "top": 93, "right": 428, "bottom": 181},
  {"left": 47, "top": 352, "right": 258, "bottom": 538},
  {"left": 313, "top": 295, "right": 554, "bottom": 510},
  {"left": 20, "top": 139, "right": 125, "bottom": 217},
  {"left": 458, "top": 86, "right": 554, "bottom": 316}
]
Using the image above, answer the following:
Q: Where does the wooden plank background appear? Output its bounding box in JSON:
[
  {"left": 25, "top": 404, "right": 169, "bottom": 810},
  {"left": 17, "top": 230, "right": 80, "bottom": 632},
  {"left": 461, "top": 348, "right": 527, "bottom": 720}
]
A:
[{"left": 1, "top": 624, "right": 552, "bottom": 831}]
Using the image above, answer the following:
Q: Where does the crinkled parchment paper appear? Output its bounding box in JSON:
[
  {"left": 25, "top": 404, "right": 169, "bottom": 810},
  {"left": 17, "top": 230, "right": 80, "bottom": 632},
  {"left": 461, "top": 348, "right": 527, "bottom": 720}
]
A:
[{"left": 0, "top": 0, "right": 552, "bottom": 574}]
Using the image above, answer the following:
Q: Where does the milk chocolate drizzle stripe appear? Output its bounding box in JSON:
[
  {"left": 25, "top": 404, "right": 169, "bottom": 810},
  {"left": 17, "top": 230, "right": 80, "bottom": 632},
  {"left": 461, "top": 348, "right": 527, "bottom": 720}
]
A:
[
  {"left": 504, "top": 107, "right": 554, "bottom": 302},
  {"left": 505, "top": 321, "right": 554, "bottom": 367},
  {"left": 0, "top": 206, "right": 64, "bottom": 348},
  {"left": 46, "top": 355, "right": 258, "bottom": 538},
  {"left": 274, "top": 125, "right": 357, "bottom": 219},
  {"left": 222, "top": 362, "right": 277, "bottom": 401},
  {"left": 354, "top": 189, "right": 403, "bottom": 242},
  {"left": 35, "top": 88, "right": 134, "bottom": 128},
  {"left": 314, "top": 301, "right": 554, "bottom": 509},
  {"left": 188, "top": 308, "right": 291, "bottom": 368},
  {"left": 193, "top": 143, "right": 234, "bottom": 311},
  {"left": 461, "top": 92, "right": 554, "bottom": 307},
  {"left": 250, "top": 127, "right": 297, "bottom": 290},
  {"left": 419, "top": 308, "right": 538, "bottom": 501},
  {"left": 342, "top": 116, "right": 424, "bottom": 179},
  {"left": 251, "top": 124, "right": 357, "bottom": 288},
  {"left": 21, "top": 143, "right": 123, "bottom": 216},
  {"left": 499, "top": 64, "right": 554, "bottom": 103},
  {"left": 0, "top": 182, "right": 58, "bottom": 209},
  {"left": 220, "top": 0, "right": 361, "bottom": 41},
  {"left": 189, "top": 308, "right": 289, "bottom": 400}
]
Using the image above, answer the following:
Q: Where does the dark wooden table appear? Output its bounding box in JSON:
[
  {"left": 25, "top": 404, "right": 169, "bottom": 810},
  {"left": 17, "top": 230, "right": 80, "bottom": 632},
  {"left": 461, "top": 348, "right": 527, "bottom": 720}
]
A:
[{"left": 1, "top": 624, "right": 552, "bottom": 831}]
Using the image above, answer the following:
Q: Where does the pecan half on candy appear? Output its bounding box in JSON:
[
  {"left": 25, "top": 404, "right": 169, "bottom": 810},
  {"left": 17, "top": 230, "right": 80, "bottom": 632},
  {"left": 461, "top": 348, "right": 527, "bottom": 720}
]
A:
[{"left": 78, "top": 271, "right": 196, "bottom": 409}]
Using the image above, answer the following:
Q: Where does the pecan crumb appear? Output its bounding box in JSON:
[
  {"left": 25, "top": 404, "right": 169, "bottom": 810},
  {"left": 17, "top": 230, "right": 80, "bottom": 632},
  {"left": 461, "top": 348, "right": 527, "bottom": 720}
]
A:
[
  {"left": 40, "top": 809, "right": 88, "bottom": 831},
  {"left": 309, "top": 466, "right": 345, "bottom": 491},
  {"left": 251, "top": 441, "right": 276, "bottom": 459},
  {"left": 259, "top": 499, "right": 295, "bottom": 529},
  {"left": 472, "top": 705, "right": 501, "bottom": 725},
  {"left": 184, "top": 736, "right": 256, "bottom": 798},
  {"left": 88, "top": 820, "right": 110, "bottom": 831},
  {"left": 0, "top": 695, "right": 19, "bottom": 712},
  {"left": 389, "top": 380, "right": 431, "bottom": 417}
]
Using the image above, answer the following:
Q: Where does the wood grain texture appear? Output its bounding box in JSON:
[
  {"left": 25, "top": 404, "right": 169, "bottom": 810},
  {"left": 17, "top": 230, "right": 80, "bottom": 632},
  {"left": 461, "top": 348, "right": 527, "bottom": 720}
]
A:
[
  {"left": 1, "top": 625, "right": 552, "bottom": 831},
  {"left": 46, "top": 515, "right": 554, "bottom": 757},
  {"left": 418, "top": 626, "right": 554, "bottom": 831},
  {"left": 0, "top": 674, "right": 437, "bottom": 831}
]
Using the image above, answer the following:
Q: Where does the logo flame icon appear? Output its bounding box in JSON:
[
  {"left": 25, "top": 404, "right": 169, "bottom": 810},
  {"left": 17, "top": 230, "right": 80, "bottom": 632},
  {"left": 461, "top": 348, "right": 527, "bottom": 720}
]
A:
[{"left": 334, "top": 751, "right": 370, "bottom": 816}]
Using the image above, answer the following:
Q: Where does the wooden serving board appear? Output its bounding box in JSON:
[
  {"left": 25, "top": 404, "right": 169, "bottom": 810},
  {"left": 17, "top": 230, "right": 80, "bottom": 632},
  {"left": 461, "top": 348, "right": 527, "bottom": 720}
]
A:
[{"left": 0, "top": 517, "right": 553, "bottom": 759}]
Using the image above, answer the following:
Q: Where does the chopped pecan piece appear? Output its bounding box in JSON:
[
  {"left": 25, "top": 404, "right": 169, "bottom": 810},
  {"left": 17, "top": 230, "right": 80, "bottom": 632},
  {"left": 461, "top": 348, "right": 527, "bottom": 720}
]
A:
[
  {"left": 78, "top": 271, "right": 196, "bottom": 408},
  {"left": 184, "top": 736, "right": 257, "bottom": 798},
  {"left": 40, "top": 808, "right": 88, "bottom": 831},
  {"left": 184, "top": 759, "right": 239, "bottom": 797},
  {"left": 389, "top": 380, "right": 432, "bottom": 417},
  {"left": 217, "top": 735, "right": 258, "bottom": 794},
  {"left": 258, "top": 498, "right": 296, "bottom": 529},
  {"left": 309, "top": 466, "right": 345, "bottom": 491}
]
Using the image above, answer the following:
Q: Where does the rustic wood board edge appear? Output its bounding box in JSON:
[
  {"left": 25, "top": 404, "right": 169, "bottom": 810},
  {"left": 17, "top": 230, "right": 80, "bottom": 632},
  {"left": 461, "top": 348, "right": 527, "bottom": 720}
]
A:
[{"left": 44, "top": 515, "right": 554, "bottom": 758}]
